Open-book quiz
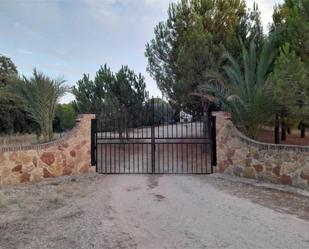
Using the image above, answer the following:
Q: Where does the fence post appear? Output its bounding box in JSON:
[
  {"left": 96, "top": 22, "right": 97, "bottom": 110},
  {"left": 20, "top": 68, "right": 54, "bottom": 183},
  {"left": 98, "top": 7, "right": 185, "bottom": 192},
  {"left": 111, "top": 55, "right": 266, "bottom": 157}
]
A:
[
  {"left": 151, "top": 98, "right": 156, "bottom": 173},
  {"left": 91, "top": 119, "right": 97, "bottom": 168},
  {"left": 210, "top": 115, "right": 217, "bottom": 173}
]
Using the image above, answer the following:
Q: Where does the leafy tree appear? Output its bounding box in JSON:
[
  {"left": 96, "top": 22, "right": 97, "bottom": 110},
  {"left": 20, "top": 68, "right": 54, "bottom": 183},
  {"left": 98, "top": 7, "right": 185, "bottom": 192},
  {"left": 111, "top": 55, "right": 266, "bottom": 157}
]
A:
[
  {"left": 145, "top": 0, "right": 263, "bottom": 111},
  {"left": 0, "top": 99, "right": 38, "bottom": 135},
  {"left": 271, "top": 0, "right": 309, "bottom": 65},
  {"left": 10, "top": 69, "right": 69, "bottom": 142},
  {"left": 73, "top": 65, "right": 148, "bottom": 135},
  {"left": 54, "top": 103, "right": 77, "bottom": 132},
  {"left": 0, "top": 54, "right": 38, "bottom": 134},
  {"left": 270, "top": 0, "right": 309, "bottom": 140},
  {"left": 72, "top": 74, "right": 96, "bottom": 114},
  {"left": 0, "top": 54, "right": 17, "bottom": 86},
  {"left": 106, "top": 66, "right": 148, "bottom": 128},
  {"left": 72, "top": 65, "right": 114, "bottom": 114},
  {"left": 199, "top": 35, "right": 278, "bottom": 138},
  {"left": 270, "top": 43, "right": 309, "bottom": 114},
  {"left": 269, "top": 43, "right": 309, "bottom": 138},
  {"left": 143, "top": 98, "right": 175, "bottom": 126}
]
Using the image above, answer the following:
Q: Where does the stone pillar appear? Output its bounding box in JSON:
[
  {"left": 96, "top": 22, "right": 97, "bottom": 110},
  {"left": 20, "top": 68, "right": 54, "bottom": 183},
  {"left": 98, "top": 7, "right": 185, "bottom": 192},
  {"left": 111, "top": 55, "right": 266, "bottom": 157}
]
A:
[{"left": 212, "top": 112, "right": 233, "bottom": 173}]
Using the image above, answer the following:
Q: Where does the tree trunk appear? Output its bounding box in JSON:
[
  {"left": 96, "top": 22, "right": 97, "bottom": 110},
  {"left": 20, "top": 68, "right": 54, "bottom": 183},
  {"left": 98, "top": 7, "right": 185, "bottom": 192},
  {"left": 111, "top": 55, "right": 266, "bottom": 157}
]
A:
[
  {"left": 275, "top": 113, "right": 280, "bottom": 144},
  {"left": 43, "top": 132, "right": 49, "bottom": 143},
  {"left": 118, "top": 117, "right": 123, "bottom": 139},
  {"left": 300, "top": 122, "right": 306, "bottom": 138},
  {"left": 49, "top": 122, "right": 54, "bottom": 142},
  {"left": 281, "top": 120, "right": 286, "bottom": 141}
]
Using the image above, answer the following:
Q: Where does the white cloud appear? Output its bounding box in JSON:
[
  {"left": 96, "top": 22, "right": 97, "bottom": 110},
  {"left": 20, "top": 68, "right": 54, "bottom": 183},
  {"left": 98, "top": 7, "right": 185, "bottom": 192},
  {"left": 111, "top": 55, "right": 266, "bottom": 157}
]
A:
[
  {"left": 18, "top": 50, "right": 33, "bottom": 55},
  {"left": 0, "top": 0, "right": 285, "bottom": 103}
]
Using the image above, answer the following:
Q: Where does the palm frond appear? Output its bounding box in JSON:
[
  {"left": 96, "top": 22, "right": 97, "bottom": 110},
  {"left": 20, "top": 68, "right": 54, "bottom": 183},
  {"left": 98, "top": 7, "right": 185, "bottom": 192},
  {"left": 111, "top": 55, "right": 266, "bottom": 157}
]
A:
[
  {"left": 8, "top": 69, "right": 69, "bottom": 142},
  {"left": 198, "top": 36, "right": 278, "bottom": 138}
]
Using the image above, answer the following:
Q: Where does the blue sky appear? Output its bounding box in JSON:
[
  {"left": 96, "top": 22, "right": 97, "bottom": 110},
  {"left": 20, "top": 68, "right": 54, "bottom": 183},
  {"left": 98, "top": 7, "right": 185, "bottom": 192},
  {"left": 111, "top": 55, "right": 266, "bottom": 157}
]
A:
[{"left": 0, "top": 0, "right": 282, "bottom": 103}]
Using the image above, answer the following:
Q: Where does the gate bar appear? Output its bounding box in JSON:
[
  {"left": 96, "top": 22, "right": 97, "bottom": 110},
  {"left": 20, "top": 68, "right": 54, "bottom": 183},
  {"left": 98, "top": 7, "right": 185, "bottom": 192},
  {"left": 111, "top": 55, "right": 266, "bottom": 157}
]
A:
[
  {"left": 211, "top": 115, "right": 217, "bottom": 173},
  {"left": 151, "top": 98, "right": 155, "bottom": 173},
  {"left": 91, "top": 119, "right": 97, "bottom": 167}
]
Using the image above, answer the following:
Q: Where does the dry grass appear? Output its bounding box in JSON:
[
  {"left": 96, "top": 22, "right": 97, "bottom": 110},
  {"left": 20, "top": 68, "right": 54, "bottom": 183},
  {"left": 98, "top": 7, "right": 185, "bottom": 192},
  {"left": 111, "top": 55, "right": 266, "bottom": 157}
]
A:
[
  {"left": 0, "top": 133, "right": 38, "bottom": 146},
  {"left": 0, "top": 133, "right": 66, "bottom": 147}
]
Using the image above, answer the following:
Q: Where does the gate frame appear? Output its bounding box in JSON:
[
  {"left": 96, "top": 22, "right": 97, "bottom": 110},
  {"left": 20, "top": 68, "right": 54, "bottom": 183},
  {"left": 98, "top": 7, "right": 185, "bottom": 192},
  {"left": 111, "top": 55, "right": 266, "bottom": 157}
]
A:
[{"left": 91, "top": 100, "right": 217, "bottom": 174}]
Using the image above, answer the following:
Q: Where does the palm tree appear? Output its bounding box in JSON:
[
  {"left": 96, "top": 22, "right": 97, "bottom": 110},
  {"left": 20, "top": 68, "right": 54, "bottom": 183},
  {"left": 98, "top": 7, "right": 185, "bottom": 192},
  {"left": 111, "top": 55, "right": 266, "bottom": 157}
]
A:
[
  {"left": 10, "top": 69, "right": 69, "bottom": 142},
  {"left": 199, "top": 35, "right": 278, "bottom": 138}
]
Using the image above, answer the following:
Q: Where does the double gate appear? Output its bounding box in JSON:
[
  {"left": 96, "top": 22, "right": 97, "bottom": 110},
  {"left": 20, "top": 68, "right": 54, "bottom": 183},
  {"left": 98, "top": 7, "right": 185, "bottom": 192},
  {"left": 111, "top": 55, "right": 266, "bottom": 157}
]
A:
[{"left": 91, "top": 100, "right": 216, "bottom": 174}]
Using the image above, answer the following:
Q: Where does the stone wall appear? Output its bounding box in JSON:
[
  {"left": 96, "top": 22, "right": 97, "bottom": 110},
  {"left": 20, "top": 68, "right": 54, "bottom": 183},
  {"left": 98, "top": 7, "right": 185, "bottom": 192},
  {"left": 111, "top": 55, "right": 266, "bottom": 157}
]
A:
[
  {"left": 215, "top": 112, "right": 309, "bottom": 189},
  {"left": 0, "top": 114, "right": 95, "bottom": 186}
]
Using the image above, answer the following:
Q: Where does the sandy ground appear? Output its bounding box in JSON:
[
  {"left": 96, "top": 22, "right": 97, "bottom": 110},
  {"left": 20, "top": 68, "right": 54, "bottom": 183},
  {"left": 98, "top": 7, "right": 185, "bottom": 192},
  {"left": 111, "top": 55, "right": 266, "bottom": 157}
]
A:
[{"left": 0, "top": 174, "right": 309, "bottom": 249}]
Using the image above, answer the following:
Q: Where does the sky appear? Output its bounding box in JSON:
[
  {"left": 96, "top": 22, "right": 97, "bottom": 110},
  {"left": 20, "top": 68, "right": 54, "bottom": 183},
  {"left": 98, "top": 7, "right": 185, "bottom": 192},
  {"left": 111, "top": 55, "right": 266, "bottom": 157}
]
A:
[{"left": 0, "top": 0, "right": 283, "bottom": 103}]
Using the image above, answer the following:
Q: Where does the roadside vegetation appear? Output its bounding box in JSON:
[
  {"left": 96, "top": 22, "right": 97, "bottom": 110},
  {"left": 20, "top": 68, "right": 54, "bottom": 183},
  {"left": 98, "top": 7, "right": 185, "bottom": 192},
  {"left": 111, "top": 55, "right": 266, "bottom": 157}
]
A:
[
  {"left": 146, "top": 0, "right": 309, "bottom": 142},
  {"left": 0, "top": 0, "right": 308, "bottom": 144},
  {"left": 0, "top": 56, "right": 74, "bottom": 144}
]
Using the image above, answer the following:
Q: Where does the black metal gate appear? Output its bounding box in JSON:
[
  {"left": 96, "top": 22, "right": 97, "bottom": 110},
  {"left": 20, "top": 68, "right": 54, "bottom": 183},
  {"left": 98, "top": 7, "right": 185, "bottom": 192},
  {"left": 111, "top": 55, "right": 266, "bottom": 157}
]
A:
[{"left": 91, "top": 99, "right": 216, "bottom": 174}]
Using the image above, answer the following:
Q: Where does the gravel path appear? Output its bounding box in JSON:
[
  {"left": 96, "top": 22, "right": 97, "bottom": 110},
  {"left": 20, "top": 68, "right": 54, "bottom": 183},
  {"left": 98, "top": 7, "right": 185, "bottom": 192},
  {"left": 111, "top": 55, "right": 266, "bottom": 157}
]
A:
[{"left": 0, "top": 174, "right": 309, "bottom": 249}]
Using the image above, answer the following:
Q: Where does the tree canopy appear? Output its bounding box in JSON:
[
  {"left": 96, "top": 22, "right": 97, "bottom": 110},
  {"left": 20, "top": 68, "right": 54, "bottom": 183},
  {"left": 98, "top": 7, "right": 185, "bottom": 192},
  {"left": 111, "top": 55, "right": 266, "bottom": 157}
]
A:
[
  {"left": 73, "top": 64, "right": 148, "bottom": 120},
  {"left": 0, "top": 54, "right": 17, "bottom": 86},
  {"left": 10, "top": 69, "right": 69, "bottom": 142},
  {"left": 272, "top": 0, "right": 309, "bottom": 65},
  {"left": 270, "top": 43, "right": 309, "bottom": 119},
  {"left": 54, "top": 103, "right": 77, "bottom": 132},
  {"left": 0, "top": 55, "right": 39, "bottom": 135},
  {"left": 145, "top": 0, "right": 263, "bottom": 112},
  {"left": 199, "top": 34, "right": 278, "bottom": 138}
]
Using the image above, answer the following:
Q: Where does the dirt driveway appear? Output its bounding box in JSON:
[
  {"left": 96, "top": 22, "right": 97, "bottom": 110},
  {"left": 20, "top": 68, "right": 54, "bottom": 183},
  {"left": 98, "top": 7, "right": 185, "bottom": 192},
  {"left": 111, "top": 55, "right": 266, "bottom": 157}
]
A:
[{"left": 0, "top": 174, "right": 309, "bottom": 249}]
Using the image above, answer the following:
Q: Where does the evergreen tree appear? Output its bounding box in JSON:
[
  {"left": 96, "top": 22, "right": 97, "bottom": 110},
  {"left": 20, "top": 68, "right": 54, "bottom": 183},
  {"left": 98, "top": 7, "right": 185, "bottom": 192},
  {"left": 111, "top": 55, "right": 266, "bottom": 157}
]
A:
[
  {"left": 54, "top": 103, "right": 77, "bottom": 132},
  {"left": 145, "top": 0, "right": 264, "bottom": 112},
  {"left": 0, "top": 54, "right": 37, "bottom": 134},
  {"left": 270, "top": 43, "right": 309, "bottom": 124},
  {"left": 73, "top": 65, "right": 148, "bottom": 130},
  {"left": 0, "top": 54, "right": 17, "bottom": 86},
  {"left": 271, "top": 0, "right": 309, "bottom": 66}
]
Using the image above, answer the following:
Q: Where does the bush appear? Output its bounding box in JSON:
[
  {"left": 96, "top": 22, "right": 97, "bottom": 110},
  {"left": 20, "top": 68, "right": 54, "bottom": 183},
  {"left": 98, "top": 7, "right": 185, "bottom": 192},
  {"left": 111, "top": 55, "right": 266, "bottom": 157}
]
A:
[{"left": 54, "top": 103, "right": 77, "bottom": 132}]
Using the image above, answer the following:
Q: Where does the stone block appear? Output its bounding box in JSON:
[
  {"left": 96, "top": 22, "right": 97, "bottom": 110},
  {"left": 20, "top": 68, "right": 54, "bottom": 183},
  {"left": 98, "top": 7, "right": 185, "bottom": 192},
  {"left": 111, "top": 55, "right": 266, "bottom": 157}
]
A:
[
  {"left": 233, "top": 166, "right": 243, "bottom": 176},
  {"left": 40, "top": 152, "right": 55, "bottom": 166},
  {"left": 272, "top": 166, "right": 281, "bottom": 177},
  {"left": 281, "top": 175, "right": 292, "bottom": 185},
  {"left": 243, "top": 167, "right": 256, "bottom": 179}
]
